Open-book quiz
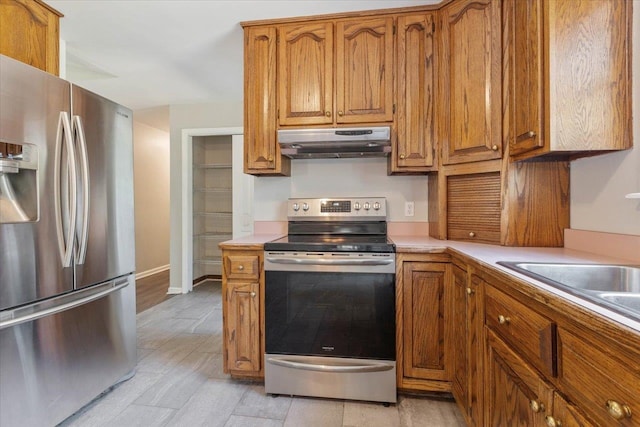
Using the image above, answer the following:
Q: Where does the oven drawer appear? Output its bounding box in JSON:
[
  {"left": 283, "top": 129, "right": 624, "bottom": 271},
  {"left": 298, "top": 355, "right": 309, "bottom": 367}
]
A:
[{"left": 224, "top": 254, "right": 260, "bottom": 280}]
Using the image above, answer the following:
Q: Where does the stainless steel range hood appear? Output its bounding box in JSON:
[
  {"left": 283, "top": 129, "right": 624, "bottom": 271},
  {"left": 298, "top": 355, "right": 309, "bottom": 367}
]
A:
[{"left": 277, "top": 126, "right": 391, "bottom": 159}]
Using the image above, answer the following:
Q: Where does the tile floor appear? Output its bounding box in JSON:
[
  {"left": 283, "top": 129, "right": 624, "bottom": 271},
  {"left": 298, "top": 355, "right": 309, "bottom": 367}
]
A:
[{"left": 60, "top": 281, "right": 466, "bottom": 427}]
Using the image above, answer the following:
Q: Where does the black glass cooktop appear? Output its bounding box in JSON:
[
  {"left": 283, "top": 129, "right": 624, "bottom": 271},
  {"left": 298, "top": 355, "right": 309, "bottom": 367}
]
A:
[{"left": 264, "top": 234, "right": 395, "bottom": 253}]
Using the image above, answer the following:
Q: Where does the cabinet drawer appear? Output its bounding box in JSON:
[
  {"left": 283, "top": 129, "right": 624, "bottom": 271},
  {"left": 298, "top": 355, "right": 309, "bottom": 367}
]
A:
[
  {"left": 447, "top": 173, "right": 501, "bottom": 244},
  {"left": 485, "top": 285, "right": 556, "bottom": 377},
  {"left": 224, "top": 255, "right": 260, "bottom": 280},
  {"left": 558, "top": 328, "right": 640, "bottom": 426}
]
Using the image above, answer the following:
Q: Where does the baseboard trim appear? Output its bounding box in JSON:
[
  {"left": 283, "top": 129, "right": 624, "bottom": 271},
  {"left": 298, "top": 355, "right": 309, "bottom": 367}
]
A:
[
  {"left": 135, "top": 264, "right": 170, "bottom": 280},
  {"left": 167, "top": 286, "right": 183, "bottom": 295}
]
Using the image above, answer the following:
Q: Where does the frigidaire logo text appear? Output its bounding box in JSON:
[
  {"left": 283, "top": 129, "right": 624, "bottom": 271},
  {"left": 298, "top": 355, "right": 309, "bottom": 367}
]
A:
[
  {"left": 116, "top": 111, "right": 129, "bottom": 119},
  {"left": 322, "top": 346, "right": 334, "bottom": 352}
]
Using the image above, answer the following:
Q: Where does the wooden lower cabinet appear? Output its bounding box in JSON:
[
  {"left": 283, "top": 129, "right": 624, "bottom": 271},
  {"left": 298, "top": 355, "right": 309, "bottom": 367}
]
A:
[
  {"left": 221, "top": 247, "right": 264, "bottom": 378},
  {"left": 396, "top": 252, "right": 452, "bottom": 392}
]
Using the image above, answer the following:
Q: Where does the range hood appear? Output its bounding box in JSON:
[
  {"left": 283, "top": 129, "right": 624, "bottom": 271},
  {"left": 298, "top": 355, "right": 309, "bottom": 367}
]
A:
[{"left": 277, "top": 126, "right": 391, "bottom": 159}]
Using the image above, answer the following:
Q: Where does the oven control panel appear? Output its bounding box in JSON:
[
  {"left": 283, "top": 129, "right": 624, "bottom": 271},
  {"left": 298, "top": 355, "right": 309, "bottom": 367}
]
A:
[{"left": 287, "top": 197, "right": 387, "bottom": 220}]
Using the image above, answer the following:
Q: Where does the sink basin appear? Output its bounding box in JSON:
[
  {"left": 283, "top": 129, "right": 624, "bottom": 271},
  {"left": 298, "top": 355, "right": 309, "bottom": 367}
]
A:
[{"left": 497, "top": 262, "right": 640, "bottom": 322}]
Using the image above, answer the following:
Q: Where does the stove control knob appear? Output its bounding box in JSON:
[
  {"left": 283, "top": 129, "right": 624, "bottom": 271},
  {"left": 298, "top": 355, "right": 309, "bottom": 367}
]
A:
[
  {"left": 302, "top": 202, "right": 309, "bottom": 212},
  {"left": 364, "top": 202, "right": 370, "bottom": 211},
  {"left": 292, "top": 203, "right": 300, "bottom": 212},
  {"left": 354, "top": 202, "right": 361, "bottom": 211},
  {"left": 373, "top": 202, "right": 381, "bottom": 211}
]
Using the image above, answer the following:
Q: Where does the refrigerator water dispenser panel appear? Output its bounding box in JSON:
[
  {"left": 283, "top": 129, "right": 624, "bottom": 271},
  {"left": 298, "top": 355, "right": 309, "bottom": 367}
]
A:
[{"left": 0, "top": 142, "right": 38, "bottom": 223}]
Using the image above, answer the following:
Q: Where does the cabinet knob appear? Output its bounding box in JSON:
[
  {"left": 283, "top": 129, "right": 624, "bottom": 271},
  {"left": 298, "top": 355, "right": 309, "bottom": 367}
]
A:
[
  {"left": 517, "top": 130, "right": 537, "bottom": 142},
  {"left": 498, "top": 315, "right": 511, "bottom": 325},
  {"left": 238, "top": 265, "right": 244, "bottom": 271},
  {"left": 399, "top": 154, "right": 405, "bottom": 160},
  {"left": 606, "top": 400, "right": 632, "bottom": 420},
  {"left": 325, "top": 111, "right": 331, "bottom": 117},
  {"left": 530, "top": 400, "right": 545, "bottom": 413},
  {"left": 468, "top": 232, "right": 476, "bottom": 238},
  {"left": 267, "top": 156, "right": 273, "bottom": 162},
  {"left": 491, "top": 144, "right": 499, "bottom": 151},
  {"left": 466, "top": 287, "right": 473, "bottom": 295},
  {"left": 251, "top": 291, "right": 256, "bottom": 298},
  {"left": 545, "top": 416, "right": 561, "bottom": 427},
  {"left": 338, "top": 110, "right": 344, "bottom": 116}
]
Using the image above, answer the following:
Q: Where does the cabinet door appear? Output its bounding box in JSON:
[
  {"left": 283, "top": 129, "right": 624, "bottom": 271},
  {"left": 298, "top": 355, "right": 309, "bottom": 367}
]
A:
[
  {"left": 439, "top": 0, "right": 502, "bottom": 165},
  {"left": 506, "top": 0, "right": 544, "bottom": 156},
  {"left": 402, "top": 262, "right": 450, "bottom": 382},
  {"left": 485, "top": 329, "right": 553, "bottom": 427},
  {"left": 452, "top": 265, "right": 468, "bottom": 407},
  {"left": 224, "top": 279, "right": 260, "bottom": 374},
  {"left": 278, "top": 22, "right": 333, "bottom": 126},
  {"left": 336, "top": 17, "right": 394, "bottom": 124},
  {"left": 0, "top": 0, "right": 61, "bottom": 75},
  {"left": 466, "top": 275, "right": 483, "bottom": 426},
  {"left": 244, "top": 26, "right": 289, "bottom": 175},
  {"left": 393, "top": 13, "right": 437, "bottom": 172}
]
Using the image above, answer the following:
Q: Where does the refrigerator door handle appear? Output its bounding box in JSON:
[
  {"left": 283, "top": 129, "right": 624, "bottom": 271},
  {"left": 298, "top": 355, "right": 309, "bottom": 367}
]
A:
[
  {"left": 0, "top": 278, "right": 130, "bottom": 330},
  {"left": 73, "top": 115, "right": 90, "bottom": 264},
  {"left": 54, "top": 111, "right": 78, "bottom": 268}
]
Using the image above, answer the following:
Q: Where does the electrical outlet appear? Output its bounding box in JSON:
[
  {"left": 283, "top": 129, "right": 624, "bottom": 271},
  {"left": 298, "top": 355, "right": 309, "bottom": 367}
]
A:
[{"left": 405, "top": 201, "right": 415, "bottom": 217}]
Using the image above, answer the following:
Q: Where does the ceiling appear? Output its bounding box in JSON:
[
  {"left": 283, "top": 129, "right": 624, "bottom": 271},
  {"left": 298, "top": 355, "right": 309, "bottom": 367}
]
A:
[{"left": 48, "top": 0, "right": 440, "bottom": 120}]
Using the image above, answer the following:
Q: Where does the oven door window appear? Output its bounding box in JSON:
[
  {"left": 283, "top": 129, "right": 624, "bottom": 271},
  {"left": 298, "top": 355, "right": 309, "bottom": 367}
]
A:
[{"left": 265, "top": 271, "right": 395, "bottom": 360}]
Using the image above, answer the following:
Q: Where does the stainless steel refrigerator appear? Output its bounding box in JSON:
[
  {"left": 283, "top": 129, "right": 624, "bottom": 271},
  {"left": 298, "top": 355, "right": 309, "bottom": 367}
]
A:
[{"left": 0, "top": 55, "right": 136, "bottom": 427}]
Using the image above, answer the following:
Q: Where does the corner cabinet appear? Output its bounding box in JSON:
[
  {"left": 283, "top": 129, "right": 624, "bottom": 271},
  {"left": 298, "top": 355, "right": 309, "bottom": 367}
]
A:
[
  {"left": 438, "top": 0, "right": 502, "bottom": 165},
  {"left": 0, "top": 0, "right": 62, "bottom": 75},
  {"left": 221, "top": 247, "right": 264, "bottom": 378},
  {"left": 396, "top": 252, "right": 452, "bottom": 392},
  {"left": 278, "top": 17, "right": 394, "bottom": 126},
  {"left": 390, "top": 13, "right": 437, "bottom": 174},
  {"left": 504, "top": 0, "right": 632, "bottom": 160}
]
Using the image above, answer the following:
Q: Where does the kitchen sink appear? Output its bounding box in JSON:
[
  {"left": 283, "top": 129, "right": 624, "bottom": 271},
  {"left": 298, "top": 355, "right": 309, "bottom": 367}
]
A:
[{"left": 497, "top": 262, "right": 640, "bottom": 322}]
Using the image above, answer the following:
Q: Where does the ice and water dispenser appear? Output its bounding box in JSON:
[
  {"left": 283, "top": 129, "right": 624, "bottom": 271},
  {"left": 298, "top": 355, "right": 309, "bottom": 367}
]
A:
[{"left": 0, "top": 142, "right": 38, "bottom": 224}]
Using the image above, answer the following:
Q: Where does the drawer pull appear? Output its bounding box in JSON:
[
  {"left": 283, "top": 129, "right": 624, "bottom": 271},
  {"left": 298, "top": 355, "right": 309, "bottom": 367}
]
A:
[
  {"left": 251, "top": 291, "right": 256, "bottom": 298},
  {"left": 468, "top": 232, "right": 476, "bottom": 238},
  {"left": 491, "top": 144, "right": 499, "bottom": 151},
  {"left": 606, "top": 400, "right": 632, "bottom": 420},
  {"left": 530, "top": 399, "right": 545, "bottom": 413},
  {"left": 238, "top": 265, "right": 244, "bottom": 271},
  {"left": 545, "top": 416, "right": 561, "bottom": 427},
  {"left": 498, "top": 315, "right": 511, "bottom": 325},
  {"left": 466, "top": 287, "right": 474, "bottom": 295}
]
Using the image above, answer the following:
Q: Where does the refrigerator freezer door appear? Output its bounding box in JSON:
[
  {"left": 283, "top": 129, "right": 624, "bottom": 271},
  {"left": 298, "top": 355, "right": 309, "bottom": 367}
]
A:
[
  {"left": 0, "top": 55, "right": 74, "bottom": 310},
  {"left": 0, "top": 274, "right": 137, "bottom": 427},
  {"left": 71, "top": 85, "right": 135, "bottom": 289}
]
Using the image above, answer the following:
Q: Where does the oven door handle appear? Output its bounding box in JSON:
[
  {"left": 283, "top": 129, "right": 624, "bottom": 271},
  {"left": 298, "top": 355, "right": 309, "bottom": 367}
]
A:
[
  {"left": 265, "top": 257, "right": 394, "bottom": 266},
  {"left": 267, "top": 356, "right": 394, "bottom": 373}
]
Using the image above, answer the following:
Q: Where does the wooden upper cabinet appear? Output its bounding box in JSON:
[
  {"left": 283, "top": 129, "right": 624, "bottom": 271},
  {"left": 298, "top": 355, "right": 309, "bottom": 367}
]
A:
[
  {"left": 0, "top": 0, "right": 62, "bottom": 75},
  {"left": 244, "top": 26, "right": 290, "bottom": 176},
  {"left": 335, "top": 16, "right": 394, "bottom": 124},
  {"left": 506, "top": 0, "right": 632, "bottom": 160},
  {"left": 278, "top": 22, "right": 333, "bottom": 126},
  {"left": 278, "top": 16, "right": 394, "bottom": 126},
  {"left": 439, "top": 0, "right": 502, "bottom": 165},
  {"left": 392, "top": 13, "right": 437, "bottom": 173}
]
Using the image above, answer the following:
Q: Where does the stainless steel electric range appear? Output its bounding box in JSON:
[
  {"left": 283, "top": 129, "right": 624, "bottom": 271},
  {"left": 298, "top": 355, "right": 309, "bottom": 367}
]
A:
[{"left": 263, "top": 197, "right": 396, "bottom": 404}]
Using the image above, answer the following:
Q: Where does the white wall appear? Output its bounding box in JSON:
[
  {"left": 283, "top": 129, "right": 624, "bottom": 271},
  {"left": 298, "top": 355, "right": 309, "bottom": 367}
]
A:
[
  {"left": 133, "top": 120, "right": 171, "bottom": 273},
  {"left": 254, "top": 158, "right": 428, "bottom": 222},
  {"left": 570, "top": 9, "right": 640, "bottom": 236},
  {"left": 169, "top": 102, "right": 243, "bottom": 290}
]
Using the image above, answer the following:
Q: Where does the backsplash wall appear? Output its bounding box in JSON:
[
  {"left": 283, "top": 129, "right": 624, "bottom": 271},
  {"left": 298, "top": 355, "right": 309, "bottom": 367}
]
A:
[{"left": 253, "top": 157, "right": 429, "bottom": 222}]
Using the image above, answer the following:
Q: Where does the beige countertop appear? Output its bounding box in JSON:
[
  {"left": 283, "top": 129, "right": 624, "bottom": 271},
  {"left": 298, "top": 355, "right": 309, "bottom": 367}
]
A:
[{"left": 391, "top": 234, "right": 640, "bottom": 333}]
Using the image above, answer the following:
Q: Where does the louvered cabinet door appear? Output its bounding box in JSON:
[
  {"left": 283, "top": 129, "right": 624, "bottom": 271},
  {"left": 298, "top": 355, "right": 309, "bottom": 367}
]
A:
[{"left": 447, "top": 172, "right": 501, "bottom": 244}]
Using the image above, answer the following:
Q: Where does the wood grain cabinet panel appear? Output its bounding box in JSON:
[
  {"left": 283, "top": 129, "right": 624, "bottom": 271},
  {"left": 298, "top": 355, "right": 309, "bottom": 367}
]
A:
[
  {"left": 505, "top": 0, "right": 632, "bottom": 160},
  {"left": 439, "top": 0, "right": 502, "bottom": 165},
  {"left": 222, "top": 248, "right": 264, "bottom": 378},
  {"left": 391, "top": 13, "right": 437, "bottom": 173},
  {"left": 244, "top": 26, "right": 290, "bottom": 176},
  {"left": 0, "top": 0, "right": 62, "bottom": 75},
  {"left": 278, "top": 22, "right": 334, "bottom": 126},
  {"left": 557, "top": 327, "right": 640, "bottom": 426}
]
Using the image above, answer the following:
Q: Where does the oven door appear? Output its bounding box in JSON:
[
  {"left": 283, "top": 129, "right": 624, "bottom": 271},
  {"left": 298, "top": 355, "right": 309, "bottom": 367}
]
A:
[{"left": 264, "top": 252, "right": 395, "bottom": 361}]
